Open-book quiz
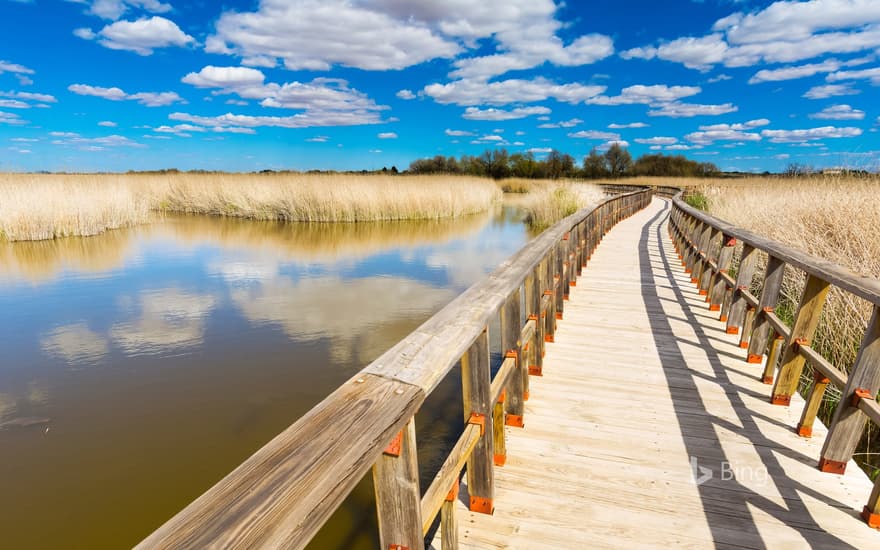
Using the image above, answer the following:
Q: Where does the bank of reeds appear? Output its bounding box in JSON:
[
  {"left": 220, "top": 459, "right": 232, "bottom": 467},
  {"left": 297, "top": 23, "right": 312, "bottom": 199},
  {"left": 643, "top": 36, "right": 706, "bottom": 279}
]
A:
[
  {"left": 522, "top": 182, "right": 606, "bottom": 230},
  {"left": 0, "top": 174, "right": 502, "bottom": 241},
  {"left": 696, "top": 174, "right": 880, "bottom": 474}
]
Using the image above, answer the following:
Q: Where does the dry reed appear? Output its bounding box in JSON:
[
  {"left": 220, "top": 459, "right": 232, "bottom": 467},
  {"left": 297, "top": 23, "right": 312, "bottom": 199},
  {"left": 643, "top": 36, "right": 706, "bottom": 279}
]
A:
[
  {"left": 522, "top": 182, "right": 607, "bottom": 230},
  {"left": 0, "top": 173, "right": 502, "bottom": 241}
]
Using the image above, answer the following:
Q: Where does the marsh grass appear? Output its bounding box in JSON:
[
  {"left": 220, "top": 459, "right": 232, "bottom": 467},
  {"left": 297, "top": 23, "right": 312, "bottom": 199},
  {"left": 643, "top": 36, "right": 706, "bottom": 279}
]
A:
[
  {"left": 0, "top": 173, "right": 502, "bottom": 241},
  {"left": 697, "top": 174, "right": 880, "bottom": 475},
  {"left": 522, "top": 182, "right": 606, "bottom": 230}
]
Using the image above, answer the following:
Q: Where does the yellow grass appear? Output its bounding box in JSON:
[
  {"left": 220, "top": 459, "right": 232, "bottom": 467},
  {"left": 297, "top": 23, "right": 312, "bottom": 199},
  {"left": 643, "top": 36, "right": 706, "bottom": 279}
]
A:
[
  {"left": 0, "top": 173, "right": 502, "bottom": 241},
  {"left": 698, "top": 175, "right": 880, "bottom": 376},
  {"left": 521, "top": 182, "right": 607, "bottom": 230}
]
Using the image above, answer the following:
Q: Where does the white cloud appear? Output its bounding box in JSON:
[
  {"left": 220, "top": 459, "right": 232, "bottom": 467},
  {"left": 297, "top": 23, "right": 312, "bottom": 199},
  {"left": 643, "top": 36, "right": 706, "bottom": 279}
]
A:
[
  {"left": 588, "top": 84, "right": 701, "bottom": 106},
  {"left": 707, "top": 74, "right": 732, "bottom": 83},
  {"left": 182, "top": 66, "right": 266, "bottom": 88},
  {"left": 98, "top": 120, "right": 117, "bottom": 127},
  {"left": 654, "top": 34, "right": 728, "bottom": 71},
  {"left": 78, "top": 16, "right": 194, "bottom": 55},
  {"left": 0, "top": 111, "right": 27, "bottom": 125},
  {"left": 684, "top": 119, "right": 769, "bottom": 144},
  {"left": 179, "top": 70, "right": 388, "bottom": 128},
  {"left": 445, "top": 129, "right": 473, "bottom": 136},
  {"left": 826, "top": 67, "right": 880, "bottom": 85},
  {"left": 68, "top": 83, "right": 184, "bottom": 106},
  {"left": 69, "top": 0, "right": 172, "bottom": 21},
  {"left": 207, "top": 0, "right": 459, "bottom": 71},
  {"left": 665, "top": 144, "right": 703, "bottom": 151},
  {"left": 377, "top": 132, "right": 398, "bottom": 139},
  {"left": 761, "top": 125, "right": 862, "bottom": 143},
  {"left": 306, "top": 135, "right": 329, "bottom": 142},
  {"left": 0, "top": 99, "right": 30, "bottom": 109},
  {"left": 597, "top": 140, "right": 629, "bottom": 151},
  {"left": 461, "top": 106, "right": 551, "bottom": 121},
  {"left": 51, "top": 133, "right": 145, "bottom": 150},
  {"left": 625, "top": 1, "right": 880, "bottom": 71},
  {"left": 803, "top": 83, "right": 861, "bottom": 99},
  {"left": 0, "top": 90, "right": 56, "bottom": 103},
  {"left": 634, "top": 136, "right": 678, "bottom": 145},
  {"left": 0, "top": 60, "right": 34, "bottom": 75},
  {"left": 568, "top": 130, "right": 620, "bottom": 140},
  {"left": 809, "top": 104, "right": 865, "bottom": 120},
  {"left": 169, "top": 109, "right": 384, "bottom": 130},
  {"left": 396, "top": 89, "right": 416, "bottom": 100},
  {"left": 154, "top": 123, "right": 255, "bottom": 136},
  {"left": 423, "top": 77, "right": 605, "bottom": 106},
  {"left": 527, "top": 147, "right": 553, "bottom": 153},
  {"left": 748, "top": 59, "right": 841, "bottom": 84},
  {"left": 648, "top": 102, "right": 738, "bottom": 118},
  {"left": 537, "top": 118, "right": 582, "bottom": 128},
  {"left": 608, "top": 122, "right": 648, "bottom": 129}
]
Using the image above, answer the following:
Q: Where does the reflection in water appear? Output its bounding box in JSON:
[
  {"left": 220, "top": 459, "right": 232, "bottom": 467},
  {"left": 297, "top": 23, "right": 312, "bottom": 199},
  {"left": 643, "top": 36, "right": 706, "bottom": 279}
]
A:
[
  {"left": 166, "top": 210, "right": 492, "bottom": 263},
  {"left": 0, "top": 204, "right": 529, "bottom": 549},
  {"left": 232, "top": 276, "right": 457, "bottom": 364},
  {"left": 110, "top": 288, "right": 217, "bottom": 356},
  {"left": 0, "top": 210, "right": 493, "bottom": 284},
  {"left": 41, "top": 322, "right": 109, "bottom": 364}
]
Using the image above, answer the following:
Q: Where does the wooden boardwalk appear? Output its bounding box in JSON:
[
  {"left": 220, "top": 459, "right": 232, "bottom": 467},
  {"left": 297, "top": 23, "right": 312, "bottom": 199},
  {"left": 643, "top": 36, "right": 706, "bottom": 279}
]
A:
[{"left": 435, "top": 198, "right": 880, "bottom": 549}]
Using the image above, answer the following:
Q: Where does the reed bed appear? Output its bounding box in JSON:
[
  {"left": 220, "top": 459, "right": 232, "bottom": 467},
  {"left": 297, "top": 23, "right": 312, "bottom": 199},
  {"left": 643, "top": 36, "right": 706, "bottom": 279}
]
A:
[
  {"left": 0, "top": 173, "right": 502, "bottom": 242},
  {"left": 522, "top": 182, "right": 606, "bottom": 230},
  {"left": 695, "top": 174, "right": 880, "bottom": 473}
]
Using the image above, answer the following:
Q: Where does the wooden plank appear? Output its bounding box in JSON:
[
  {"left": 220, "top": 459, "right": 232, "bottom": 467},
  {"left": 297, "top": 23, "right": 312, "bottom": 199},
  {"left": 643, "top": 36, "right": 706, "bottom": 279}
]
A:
[
  {"left": 772, "top": 274, "right": 831, "bottom": 406},
  {"left": 460, "top": 329, "right": 494, "bottom": 514},
  {"left": 747, "top": 255, "right": 785, "bottom": 364},
  {"left": 374, "top": 419, "right": 423, "bottom": 550},
  {"left": 799, "top": 345, "right": 848, "bottom": 389},
  {"left": 821, "top": 306, "right": 880, "bottom": 473},
  {"left": 502, "top": 290, "right": 524, "bottom": 423},
  {"left": 420, "top": 423, "right": 480, "bottom": 534},
  {"left": 726, "top": 243, "right": 758, "bottom": 335},
  {"left": 136, "top": 374, "right": 424, "bottom": 550}
]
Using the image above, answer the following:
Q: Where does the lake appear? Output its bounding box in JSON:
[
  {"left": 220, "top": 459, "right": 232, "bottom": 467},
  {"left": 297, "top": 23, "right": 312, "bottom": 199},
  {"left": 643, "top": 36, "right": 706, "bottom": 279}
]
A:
[{"left": 0, "top": 204, "right": 531, "bottom": 549}]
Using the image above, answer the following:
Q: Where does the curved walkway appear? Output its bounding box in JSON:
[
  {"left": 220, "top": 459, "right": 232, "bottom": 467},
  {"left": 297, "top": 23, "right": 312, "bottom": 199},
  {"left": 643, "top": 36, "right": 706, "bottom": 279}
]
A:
[{"left": 434, "top": 197, "right": 880, "bottom": 549}]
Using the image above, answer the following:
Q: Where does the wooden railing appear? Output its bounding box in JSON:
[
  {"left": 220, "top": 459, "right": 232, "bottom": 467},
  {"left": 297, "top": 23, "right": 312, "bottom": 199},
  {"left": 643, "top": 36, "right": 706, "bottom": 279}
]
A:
[
  {"left": 136, "top": 189, "right": 653, "bottom": 549},
  {"left": 669, "top": 193, "right": 880, "bottom": 529}
]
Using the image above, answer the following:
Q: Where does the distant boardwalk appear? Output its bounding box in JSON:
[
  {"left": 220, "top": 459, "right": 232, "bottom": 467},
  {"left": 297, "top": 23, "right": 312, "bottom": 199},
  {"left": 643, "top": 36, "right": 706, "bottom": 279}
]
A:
[{"left": 434, "top": 198, "right": 880, "bottom": 549}]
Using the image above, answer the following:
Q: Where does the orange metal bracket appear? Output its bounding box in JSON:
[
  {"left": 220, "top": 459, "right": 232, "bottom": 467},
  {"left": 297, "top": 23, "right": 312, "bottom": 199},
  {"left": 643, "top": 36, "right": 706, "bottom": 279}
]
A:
[
  {"left": 389, "top": 545, "right": 409, "bottom": 550},
  {"left": 818, "top": 457, "right": 846, "bottom": 475},
  {"left": 445, "top": 481, "right": 460, "bottom": 502},
  {"left": 383, "top": 431, "right": 403, "bottom": 457},
  {"left": 852, "top": 388, "right": 874, "bottom": 407},
  {"left": 796, "top": 423, "right": 812, "bottom": 438},
  {"left": 861, "top": 506, "right": 880, "bottom": 529},
  {"left": 468, "top": 413, "right": 486, "bottom": 437},
  {"left": 771, "top": 393, "right": 791, "bottom": 406},
  {"left": 747, "top": 354, "right": 763, "bottom": 364},
  {"left": 505, "top": 414, "right": 524, "bottom": 428},
  {"left": 470, "top": 496, "right": 494, "bottom": 514}
]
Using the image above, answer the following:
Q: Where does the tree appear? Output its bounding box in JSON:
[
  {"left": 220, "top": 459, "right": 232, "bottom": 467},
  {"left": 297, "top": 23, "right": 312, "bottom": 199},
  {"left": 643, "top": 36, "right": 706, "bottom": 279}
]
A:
[
  {"left": 604, "top": 143, "right": 632, "bottom": 178},
  {"left": 582, "top": 148, "right": 609, "bottom": 178}
]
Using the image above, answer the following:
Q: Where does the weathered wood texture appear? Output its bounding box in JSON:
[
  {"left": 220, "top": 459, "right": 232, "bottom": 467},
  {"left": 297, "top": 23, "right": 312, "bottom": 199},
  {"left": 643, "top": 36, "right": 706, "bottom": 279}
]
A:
[
  {"left": 374, "top": 419, "right": 423, "bottom": 550},
  {"left": 135, "top": 374, "right": 424, "bottom": 549},
  {"left": 432, "top": 198, "right": 880, "bottom": 549}
]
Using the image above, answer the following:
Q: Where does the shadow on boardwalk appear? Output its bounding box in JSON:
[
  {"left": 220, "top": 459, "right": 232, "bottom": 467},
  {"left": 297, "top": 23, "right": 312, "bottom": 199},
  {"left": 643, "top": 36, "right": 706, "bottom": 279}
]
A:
[{"left": 639, "top": 200, "right": 855, "bottom": 548}]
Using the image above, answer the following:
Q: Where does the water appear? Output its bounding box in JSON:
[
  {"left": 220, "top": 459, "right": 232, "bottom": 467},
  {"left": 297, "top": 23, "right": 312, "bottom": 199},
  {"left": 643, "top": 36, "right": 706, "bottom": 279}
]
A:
[{"left": 0, "top": 205, "right": 531, "bottom": 549}]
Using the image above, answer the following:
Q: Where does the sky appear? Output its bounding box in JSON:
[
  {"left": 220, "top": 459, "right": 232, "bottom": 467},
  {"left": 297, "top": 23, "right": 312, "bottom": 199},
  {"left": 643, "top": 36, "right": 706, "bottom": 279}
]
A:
[{"left": 0, "top": 0, "right": 878, "bottom": 173}]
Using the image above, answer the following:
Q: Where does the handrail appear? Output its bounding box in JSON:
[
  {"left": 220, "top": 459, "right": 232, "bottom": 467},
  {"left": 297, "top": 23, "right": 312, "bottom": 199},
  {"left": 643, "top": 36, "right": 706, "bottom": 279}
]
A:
[
  {"left": 138, "top": 188, "right": 653, "bottom": 548},
  {"left": 669, "top": 192, "right": 880, "bottom": 529}
]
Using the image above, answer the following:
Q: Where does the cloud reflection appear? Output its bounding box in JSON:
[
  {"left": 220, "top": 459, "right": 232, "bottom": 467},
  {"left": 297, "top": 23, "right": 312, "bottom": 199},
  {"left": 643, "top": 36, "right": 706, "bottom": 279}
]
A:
[
  {"left": 110, "top": 288, "right": 217, "bottom": 355},
  {"left": 231, "top": 276, "right": 456, "bottom": 364},
  {"left": 41, "top": 322, "right": 109, "bottom": 365}
]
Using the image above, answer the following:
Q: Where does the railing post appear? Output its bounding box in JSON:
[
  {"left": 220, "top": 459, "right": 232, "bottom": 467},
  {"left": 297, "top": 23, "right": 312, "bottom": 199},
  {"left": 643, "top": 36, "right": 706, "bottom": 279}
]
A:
[
  {"left": 762, "top": 332, "right": 785, "bottom": 385},
  {"left": 819, "top": 306, "right": 880, "bottom": 474},
  {"left": 523, "top": 274, "right": 535, "bottom": 399},
  {"left": 460, "top": 329, "right": 494, "bottom": 513},
  {"left": 545, "top": 249, "right": 557, "bottom": 343},
  {"left": 746, "top": 255, "right": 785, "bottom": 364},
  {"left": 709, "top": 233, "right": 735, "bottom": 312},
  {"left": 554, "top": 240, "right": 565, "bottom": 319},
  {"left": 502, "top": 289, "right": 525, "bottom": 428},
  {"left": 699, "top": 228, "right": 720, "bottom": 296},
  {"left": 440, "top": 489, "right": 458, "bottom": 550},
  {"left": 562, "top": 232, "right": 572, "bottom": 302},
  {"left": 726, "top": 243, "right": 757, "bottom": 335},
  {"left": 771, "top": 274, "right": 831, "bottom": 405},
  {"left": 373, "top": 418, "right": 424, "bottom": 550},
  {"left": 865, "top": 477, "right": 880, "bottom": 528}
]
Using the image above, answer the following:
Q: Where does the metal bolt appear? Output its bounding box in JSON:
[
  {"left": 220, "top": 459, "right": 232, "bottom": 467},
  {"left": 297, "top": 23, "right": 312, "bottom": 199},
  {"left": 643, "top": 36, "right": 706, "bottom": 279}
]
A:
[
  {"left": 356, "top": 378, "right": 365, "bottom": 384},
  {"left": 395, "top": 389, "right": 404, "bottom": 395}
]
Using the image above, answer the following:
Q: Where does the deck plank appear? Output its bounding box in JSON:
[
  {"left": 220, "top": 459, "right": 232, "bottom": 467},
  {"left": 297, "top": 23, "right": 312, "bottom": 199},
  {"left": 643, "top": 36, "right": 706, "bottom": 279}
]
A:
[{"left": 431, "top": 197, "right": 880, "bottom": 549}]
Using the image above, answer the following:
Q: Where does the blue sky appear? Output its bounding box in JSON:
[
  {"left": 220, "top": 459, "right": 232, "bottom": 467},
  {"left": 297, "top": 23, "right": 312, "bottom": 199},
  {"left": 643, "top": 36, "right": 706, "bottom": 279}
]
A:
[{"left": 1, "top": 0, "right": 878, "bottom": 173}]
